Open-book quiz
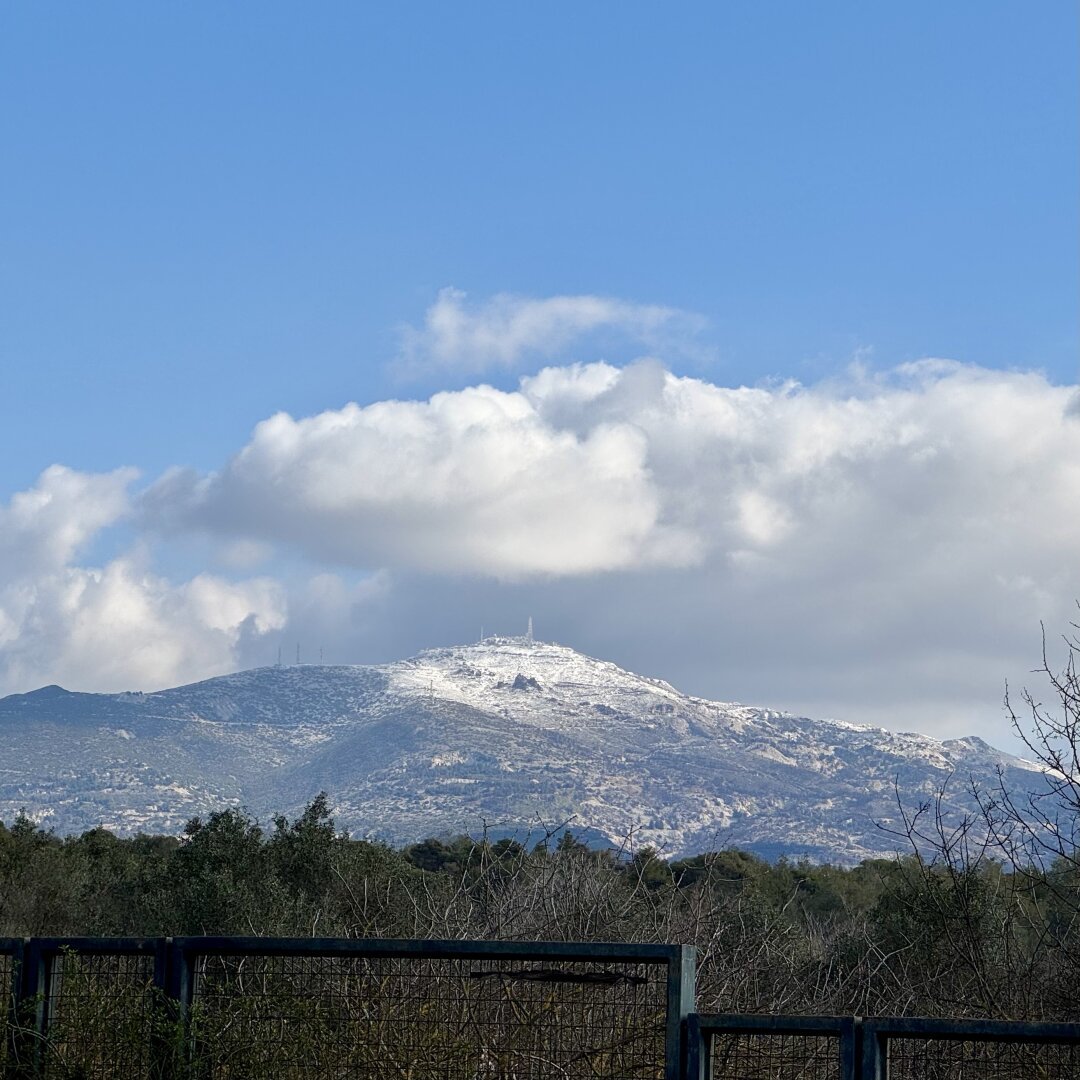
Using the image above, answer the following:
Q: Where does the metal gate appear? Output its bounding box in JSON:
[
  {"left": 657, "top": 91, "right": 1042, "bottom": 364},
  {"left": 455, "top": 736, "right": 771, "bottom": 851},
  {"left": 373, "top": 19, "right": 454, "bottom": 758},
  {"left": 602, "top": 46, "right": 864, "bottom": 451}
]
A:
[
  {"left": 689, "top": 1014, "right": 1080, "bottom": 1080},
  {"left": 2, "top": 937, "right": 695, "bottom": 1080}
]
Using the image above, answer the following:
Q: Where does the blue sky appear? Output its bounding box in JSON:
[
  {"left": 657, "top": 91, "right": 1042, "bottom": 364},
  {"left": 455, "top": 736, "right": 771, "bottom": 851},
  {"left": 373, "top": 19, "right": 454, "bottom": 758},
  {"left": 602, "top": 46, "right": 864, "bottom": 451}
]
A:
[{"left": 0, "top": 3, "right": 1077, "bottom": 749}]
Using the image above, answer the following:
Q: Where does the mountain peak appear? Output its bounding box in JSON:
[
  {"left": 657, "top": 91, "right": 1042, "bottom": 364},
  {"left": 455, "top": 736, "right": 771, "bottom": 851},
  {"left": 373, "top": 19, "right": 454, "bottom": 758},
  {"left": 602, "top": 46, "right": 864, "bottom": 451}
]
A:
[
  {"left": 19, "top": 683, "right": 71, "bottom": 699},
  {"left": 0, "top": 639, "right": 1043, "bottom": 862}
]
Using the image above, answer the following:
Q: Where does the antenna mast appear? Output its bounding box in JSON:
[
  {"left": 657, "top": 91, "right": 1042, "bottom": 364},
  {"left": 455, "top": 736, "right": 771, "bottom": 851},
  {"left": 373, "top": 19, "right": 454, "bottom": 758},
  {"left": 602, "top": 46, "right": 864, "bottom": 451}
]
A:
[{"left": 526, "top": 616, "right": 534, "bottom": 644}]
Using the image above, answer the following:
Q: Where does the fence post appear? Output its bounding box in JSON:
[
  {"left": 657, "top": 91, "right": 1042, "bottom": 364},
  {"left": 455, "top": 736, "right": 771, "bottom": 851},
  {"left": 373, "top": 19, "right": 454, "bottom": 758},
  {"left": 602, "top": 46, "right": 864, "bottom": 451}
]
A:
[
  {"left": 683, "top": 1012, "right": 710, "bottom": 1080},
  {"left": 667, "top": 945, "right": 696, "bottom": 1080},
  {"left": 150, "top": 938, "right": 175, "bottom": 1080},
  {"left": 860, "top": 1022, "right": 887, "bottom": 1080},
  {"left": 165, "top": 939, "right": 196, "bottom": 1077},
  {"left": 4, "top": 940, "right": 25, "bottom": 1077},
  {"left": 839, "top": 1017, "right": 858, "bottom": 1080},
  {"left": 9, "top": 939, "right": 49, "bottom": 1079}
]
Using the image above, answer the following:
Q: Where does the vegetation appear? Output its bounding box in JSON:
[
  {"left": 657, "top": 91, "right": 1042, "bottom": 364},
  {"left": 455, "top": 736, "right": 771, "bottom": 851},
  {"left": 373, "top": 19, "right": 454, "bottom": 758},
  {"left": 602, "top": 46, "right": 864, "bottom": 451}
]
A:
[
  {"left": 5, "top": 621, "right": 1080, "bottom": 1074},
  {"left": 1, "top": 793, "right": 1078, "bottom": 1022}
]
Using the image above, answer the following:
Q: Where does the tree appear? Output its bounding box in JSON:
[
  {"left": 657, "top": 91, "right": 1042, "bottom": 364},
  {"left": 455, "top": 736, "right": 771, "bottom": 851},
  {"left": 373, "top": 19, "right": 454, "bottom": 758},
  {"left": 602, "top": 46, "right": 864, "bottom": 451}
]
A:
[
  {"left": 884, "top": 615, "right": 1080, "bottom": 1019},
  {"left": 268, "top": 792, "right": 338, "bottom": 902},
  {"left": 980, "top": 620, "right": 1080, "bottom": 873},
  {"left": 963, "top": 618, "right": 1080, "bottom": 1003},
  {"left": 169, "top": 807, "right": 270, "bottom": 933},
  {"left": 0, "top": 813, "right": 73, "bottom": 935}
]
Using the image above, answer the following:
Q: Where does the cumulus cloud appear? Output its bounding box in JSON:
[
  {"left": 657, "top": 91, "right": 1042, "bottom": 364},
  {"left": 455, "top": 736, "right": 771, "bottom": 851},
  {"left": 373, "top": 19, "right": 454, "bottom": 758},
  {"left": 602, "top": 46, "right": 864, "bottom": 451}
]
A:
[
  {"left": 143, "top": 382, "right": 700, "bottom": 579},
  {"left": 0, "top": 468, "right": 286, "bottom": 695},
  {"left": 7, "top": 354, "right": 1080, "bottom": 747},
  {"left": 145, "top": 358, "right": 1080, "bottom": 585},
  {"left": 395, "top": 287, "right": 705, "bottom": 375},
  {"left": 135, "top": 358, "right": 1080, "bottom": 745},
  {"left": 0, "top": 464, "right": 134, "bottom": 578}
]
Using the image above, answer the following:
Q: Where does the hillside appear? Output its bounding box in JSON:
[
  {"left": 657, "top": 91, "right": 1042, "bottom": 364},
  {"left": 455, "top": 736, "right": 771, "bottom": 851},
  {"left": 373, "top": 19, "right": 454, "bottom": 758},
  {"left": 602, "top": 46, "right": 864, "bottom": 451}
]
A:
[{"left": 0, "top": 636, "right": 1041, "bottom": 860}]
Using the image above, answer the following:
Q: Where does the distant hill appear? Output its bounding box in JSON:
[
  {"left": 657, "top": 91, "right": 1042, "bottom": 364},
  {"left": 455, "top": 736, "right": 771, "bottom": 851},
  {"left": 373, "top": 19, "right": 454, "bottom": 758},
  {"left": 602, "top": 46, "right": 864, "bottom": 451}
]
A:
[{"left": 0, "top": 637, "right": 1042, "bottom": 861}]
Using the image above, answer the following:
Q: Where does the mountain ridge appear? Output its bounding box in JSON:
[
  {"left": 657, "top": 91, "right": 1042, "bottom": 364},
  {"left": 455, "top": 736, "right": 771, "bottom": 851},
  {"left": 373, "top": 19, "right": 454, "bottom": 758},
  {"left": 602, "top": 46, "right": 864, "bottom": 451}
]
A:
[{"left": 0, "top": 636, "right": 1040, "bottom": 861}]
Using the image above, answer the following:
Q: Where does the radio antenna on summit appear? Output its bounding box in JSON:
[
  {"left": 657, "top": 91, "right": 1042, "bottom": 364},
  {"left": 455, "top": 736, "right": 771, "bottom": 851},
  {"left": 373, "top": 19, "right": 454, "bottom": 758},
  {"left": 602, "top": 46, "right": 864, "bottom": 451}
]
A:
[{"left": 526, "top": 616, "right": 534, "bottom": 644}]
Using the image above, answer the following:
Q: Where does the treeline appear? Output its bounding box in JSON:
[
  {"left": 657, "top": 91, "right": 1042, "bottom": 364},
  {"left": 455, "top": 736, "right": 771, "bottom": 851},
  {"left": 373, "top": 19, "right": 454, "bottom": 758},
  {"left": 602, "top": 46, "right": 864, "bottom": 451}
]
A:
[{"left": 3, "top": 793, "right": 1079, "bottom": 1021}]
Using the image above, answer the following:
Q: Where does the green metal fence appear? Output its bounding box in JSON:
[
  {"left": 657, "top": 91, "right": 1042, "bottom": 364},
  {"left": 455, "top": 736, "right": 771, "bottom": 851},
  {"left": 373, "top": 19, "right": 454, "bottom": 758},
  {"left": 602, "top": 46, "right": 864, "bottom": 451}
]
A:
[
  {"left": 6, "top": 938, "right": 1080, "bottom": 1080},
  {"left": 1, "top": 937, "right": 693, "bottom": 1080},
  {"left": 688, "top": 1013, "right": 1080, "bottom": 1080}
]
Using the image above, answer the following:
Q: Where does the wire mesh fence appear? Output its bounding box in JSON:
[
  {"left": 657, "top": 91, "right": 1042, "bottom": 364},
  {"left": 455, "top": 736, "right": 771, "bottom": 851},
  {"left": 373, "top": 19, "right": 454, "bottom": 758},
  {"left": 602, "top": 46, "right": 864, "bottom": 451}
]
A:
[
  {"left": 41, "top": 949, "right": 161, "bottom": 1080},
  {"left": 695, "top": 1015, "right": 1080, "bottom": 1080},
  {"left": 2, "top": 939, "right": 684, "bottom": 1080},
  {"left": 690, "top": 1017, "right": 853, "bottom": 1080},
  {"left": 883, "top": 1037, "right": 1080, "bottom": 1080},
  {"left": 7, "top": 939, "right": 1080, "bottom": 1080},
  {"left": 1, "top": 946, "right": 13, "bottom": 1074},
  {"left": 190, "top": 951, "right": 668, "bottom": 1079},
  {"left": 708, "top": 1032, "right": 841, "bottom": 1080}
]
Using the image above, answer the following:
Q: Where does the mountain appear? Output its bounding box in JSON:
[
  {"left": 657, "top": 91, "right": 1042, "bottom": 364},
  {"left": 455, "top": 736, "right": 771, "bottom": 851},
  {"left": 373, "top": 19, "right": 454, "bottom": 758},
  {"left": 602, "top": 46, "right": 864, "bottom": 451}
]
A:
[{"left": 0, "top": 636, "right": 1043, "bottom": 861}]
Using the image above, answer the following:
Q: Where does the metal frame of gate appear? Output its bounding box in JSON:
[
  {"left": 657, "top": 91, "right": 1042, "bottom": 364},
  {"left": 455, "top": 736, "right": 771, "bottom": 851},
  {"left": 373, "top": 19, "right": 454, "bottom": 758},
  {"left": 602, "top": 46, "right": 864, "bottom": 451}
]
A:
[
  {"left": 689, "top": 1013, "right": 1080, "bottom": 1080},
  {"left": 1, "top": 936, "right": 696, "bottom": 1079},
  {"left": 7, "top": 937, "right": 1080, "bottom": 1080}
]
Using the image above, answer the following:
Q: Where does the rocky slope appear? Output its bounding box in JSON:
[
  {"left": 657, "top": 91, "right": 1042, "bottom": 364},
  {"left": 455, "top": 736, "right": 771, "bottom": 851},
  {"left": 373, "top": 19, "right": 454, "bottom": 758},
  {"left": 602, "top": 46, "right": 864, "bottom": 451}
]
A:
[{"left": 0, "top": 636, "right": 1042, "bottom": 860}]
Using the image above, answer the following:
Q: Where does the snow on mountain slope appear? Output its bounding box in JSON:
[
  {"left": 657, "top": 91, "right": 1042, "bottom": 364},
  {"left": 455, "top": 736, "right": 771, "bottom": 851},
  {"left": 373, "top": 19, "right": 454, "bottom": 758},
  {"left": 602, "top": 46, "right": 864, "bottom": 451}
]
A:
[{"left": 0, "top": 636, "right": 1043, "bottom": 861}]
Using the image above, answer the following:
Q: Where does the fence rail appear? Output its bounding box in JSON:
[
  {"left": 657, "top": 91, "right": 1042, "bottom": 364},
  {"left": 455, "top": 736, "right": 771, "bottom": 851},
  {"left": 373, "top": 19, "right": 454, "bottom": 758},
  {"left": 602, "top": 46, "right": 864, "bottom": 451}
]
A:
[
  {"left": 691, "top": 1013, "right": 1080, "bottom": 1080},
  {"left": 1, "top": 937, "right": 693, "bottom": 1080},
  {"left": 860, "top": 1016, "right": 1080, "bottom": 1080},
  {"left": 5, "top": 938, "right": 1080, "bottom": 1079}
]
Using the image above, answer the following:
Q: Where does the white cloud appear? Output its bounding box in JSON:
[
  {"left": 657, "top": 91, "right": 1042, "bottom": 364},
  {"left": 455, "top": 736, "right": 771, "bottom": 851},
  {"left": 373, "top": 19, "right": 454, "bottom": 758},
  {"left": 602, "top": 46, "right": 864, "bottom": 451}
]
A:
[
  {"left": 145, "top": 381, "right": 700, "bottom": 579},
  {"left": 7, "top": 351, "right": 1080, "bottom": 747},
  {"left": 0, "top": 465, "right": 135, "bottom": 578},
  {"left": 136, "top": 357, "right": 1080, "bottom": 745},
  {"left": 0, "top": 468, "right": 286, "bottom": 695},
  {"left": 150, "top": 358, "right": 1080, "bottom": 587},
  {"left": 395, "top": 287, "right": 705, "bottom": 375}
]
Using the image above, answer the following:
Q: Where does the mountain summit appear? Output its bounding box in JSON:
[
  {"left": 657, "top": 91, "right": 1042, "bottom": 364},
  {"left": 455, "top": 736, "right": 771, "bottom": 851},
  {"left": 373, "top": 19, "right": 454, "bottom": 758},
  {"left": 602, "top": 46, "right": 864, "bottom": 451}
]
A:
[{"left": 0, "top": 636, "right": 1040, "bottom": 860}]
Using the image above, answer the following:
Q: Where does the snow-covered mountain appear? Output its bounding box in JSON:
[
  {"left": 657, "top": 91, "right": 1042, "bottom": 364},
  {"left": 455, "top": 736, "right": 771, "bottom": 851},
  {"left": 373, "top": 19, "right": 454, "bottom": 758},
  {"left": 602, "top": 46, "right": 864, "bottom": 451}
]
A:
[{"left": 0, "top": 636, "right": 1042, "bottom": 861}]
